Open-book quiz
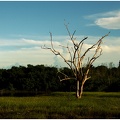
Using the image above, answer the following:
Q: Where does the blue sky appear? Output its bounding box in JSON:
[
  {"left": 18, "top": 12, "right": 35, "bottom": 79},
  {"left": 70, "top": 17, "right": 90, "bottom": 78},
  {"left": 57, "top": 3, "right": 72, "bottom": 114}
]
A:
[{"left": 0, "top": 1, "right": 120, "bottom": 68}]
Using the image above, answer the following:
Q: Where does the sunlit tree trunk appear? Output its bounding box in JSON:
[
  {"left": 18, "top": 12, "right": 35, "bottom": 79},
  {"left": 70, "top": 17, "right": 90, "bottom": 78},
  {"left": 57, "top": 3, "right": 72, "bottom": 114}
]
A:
[
  {"left": 76, "top": 79, "right": 80, "bottom": 98},
  {"left": 76, "top": 78, "right": 86, "bottom": 98}
]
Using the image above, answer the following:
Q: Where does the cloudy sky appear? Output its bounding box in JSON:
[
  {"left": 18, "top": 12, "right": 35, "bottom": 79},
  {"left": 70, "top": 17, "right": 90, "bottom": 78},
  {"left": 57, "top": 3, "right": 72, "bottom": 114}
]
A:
[{"left": 0, "top": 1, "right": 120, "bottom": 68}]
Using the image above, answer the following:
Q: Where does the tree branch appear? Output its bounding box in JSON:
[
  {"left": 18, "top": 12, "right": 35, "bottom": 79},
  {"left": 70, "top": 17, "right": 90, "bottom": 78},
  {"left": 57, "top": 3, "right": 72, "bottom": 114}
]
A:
[{"left": 57, "top": 71, "right": 76, "bottom": 82}]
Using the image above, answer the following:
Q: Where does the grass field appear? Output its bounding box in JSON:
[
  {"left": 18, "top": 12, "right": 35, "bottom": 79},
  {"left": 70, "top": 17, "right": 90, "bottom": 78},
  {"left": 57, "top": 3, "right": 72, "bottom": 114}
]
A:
[{"left": 0, "top": 92, "right": 120, "bottom": 118}]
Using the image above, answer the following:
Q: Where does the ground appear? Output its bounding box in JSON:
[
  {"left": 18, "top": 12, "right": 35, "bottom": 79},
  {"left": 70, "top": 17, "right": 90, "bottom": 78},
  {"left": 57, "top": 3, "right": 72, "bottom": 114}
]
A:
[{"left": 0, "top": 92, "right": 119, "bottom": 118}]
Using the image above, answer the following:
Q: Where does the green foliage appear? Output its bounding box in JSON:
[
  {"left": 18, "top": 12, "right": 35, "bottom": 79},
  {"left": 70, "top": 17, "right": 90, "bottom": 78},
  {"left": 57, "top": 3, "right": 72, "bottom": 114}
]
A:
[
  {"left": 0, "top": 92, "right": 119, "bottom": 118},
  {"left": 0, "top": 63, "right": 120, "bottom": 94}
]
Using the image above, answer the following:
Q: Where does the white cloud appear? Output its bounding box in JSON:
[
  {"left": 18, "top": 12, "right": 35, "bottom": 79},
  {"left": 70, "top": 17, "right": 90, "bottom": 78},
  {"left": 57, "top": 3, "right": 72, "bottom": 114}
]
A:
[
  {"left": 102, "top": 45, "right": 120, "bottom": 53},
  {"left": 0, "top": 39, "right": 26, "bottom": 46},
  {"left": 85, "top": 10, "right": 120, "bottom": 29},
  {"left": 0, "top": 48, "right": 55, "bottom": 68},
  {"left": 0, "top": 37, "right": 66, "bottom": 68},
  {"left": 23, "top": 38, "right": 62, "bottom": 49},
  {"left": 0, "top": 35, "right": 120, "bottom": 68},
  {"left": 95, "top": 16, "right": 120, "bottom": 29},
  {"left": 85, "top": 10, "right": 120, "bottom": 19}
]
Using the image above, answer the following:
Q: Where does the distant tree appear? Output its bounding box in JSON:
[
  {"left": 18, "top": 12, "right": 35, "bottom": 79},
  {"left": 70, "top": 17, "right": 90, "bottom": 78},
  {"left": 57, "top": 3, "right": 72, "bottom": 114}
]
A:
[
  {"left": 43, "top": 22, "right": 110, "bottom": 98},
  {"left": 118, "top": 60, "right": 120, "bottom": 68}
]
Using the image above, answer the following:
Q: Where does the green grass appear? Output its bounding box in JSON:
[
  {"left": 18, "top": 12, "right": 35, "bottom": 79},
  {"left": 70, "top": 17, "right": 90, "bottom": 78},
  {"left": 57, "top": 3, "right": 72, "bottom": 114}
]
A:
[{"left": 0, "top": 92, "right": 120, "bottom": 118}]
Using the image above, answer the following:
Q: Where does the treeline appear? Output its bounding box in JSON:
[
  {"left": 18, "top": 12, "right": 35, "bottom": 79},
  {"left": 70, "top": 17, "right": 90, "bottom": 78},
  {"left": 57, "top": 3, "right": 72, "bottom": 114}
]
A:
[{"left": 0, "top": 63, "right": 120, "bottom": 93}]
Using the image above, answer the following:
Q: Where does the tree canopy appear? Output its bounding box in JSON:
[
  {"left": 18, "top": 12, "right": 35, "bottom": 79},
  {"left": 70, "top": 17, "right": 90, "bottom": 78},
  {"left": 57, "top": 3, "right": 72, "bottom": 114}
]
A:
[{"left": 0, "top": 63, "right": 120, "bottom": 95}]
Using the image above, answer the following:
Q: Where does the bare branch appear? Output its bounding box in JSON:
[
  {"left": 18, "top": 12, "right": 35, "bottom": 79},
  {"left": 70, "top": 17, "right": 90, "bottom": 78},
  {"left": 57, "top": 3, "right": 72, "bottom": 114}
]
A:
[
  {"left": 64, "top": 21, "right": 77, "bottom": 48},
  {"left": 59, "top": 77, "right": 76, "bottom": 82},
  {"left": 57, "top": 71, "right": 76, "bottom": 82},
  {"left": 81, "top": 32, "right": 110, "bottom": 63}
]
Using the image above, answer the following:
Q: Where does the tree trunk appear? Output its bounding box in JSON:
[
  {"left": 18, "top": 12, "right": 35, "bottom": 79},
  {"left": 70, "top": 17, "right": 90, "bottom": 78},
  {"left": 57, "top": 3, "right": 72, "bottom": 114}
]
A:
[
  {"left": 76, "top": 80, "right": 80, "bottom": 98},
  {"left": 76, "top": 79, "right": 84, "bottom": 99},
  {"left": 79, "top": 82, "right": 84, "bottom": 98}
]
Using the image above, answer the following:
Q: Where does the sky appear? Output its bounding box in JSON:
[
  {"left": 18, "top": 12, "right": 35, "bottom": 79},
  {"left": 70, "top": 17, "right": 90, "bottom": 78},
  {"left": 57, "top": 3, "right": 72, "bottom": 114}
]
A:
[{"left": 0, "top": 1, "right": 120, "bottom": 68}]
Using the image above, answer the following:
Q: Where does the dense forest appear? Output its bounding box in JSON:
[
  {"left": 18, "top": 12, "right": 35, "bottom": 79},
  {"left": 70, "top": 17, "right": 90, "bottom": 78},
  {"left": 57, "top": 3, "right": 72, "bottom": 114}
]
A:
[{"left": 0, "top": 62, "right": 120, "bottom": 96}]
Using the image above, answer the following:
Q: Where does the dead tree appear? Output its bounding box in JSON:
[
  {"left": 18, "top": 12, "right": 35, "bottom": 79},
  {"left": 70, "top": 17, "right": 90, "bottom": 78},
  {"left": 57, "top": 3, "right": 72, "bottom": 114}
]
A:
[{"left": 42, "top": 23, "right": 110, "bottom": 98}]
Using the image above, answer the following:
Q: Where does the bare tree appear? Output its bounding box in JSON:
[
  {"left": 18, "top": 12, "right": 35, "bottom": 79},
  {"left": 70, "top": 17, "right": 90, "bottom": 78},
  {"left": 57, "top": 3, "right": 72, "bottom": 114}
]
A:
[{"left": 42, "top": 23, "right": 110, "bottom": 98}]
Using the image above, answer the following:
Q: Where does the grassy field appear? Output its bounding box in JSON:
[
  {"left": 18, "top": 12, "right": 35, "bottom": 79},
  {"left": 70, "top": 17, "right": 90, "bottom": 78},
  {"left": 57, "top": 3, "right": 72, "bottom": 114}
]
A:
[{"left": 0, "top": 92, "right": 120, "bottom": 119}]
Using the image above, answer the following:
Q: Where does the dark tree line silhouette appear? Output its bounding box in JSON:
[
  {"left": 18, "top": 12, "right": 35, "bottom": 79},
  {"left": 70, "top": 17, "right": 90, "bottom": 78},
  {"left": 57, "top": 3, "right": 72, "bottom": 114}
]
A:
[{"left": 0, "top": 62, "right": 120, "bottom": 96}]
